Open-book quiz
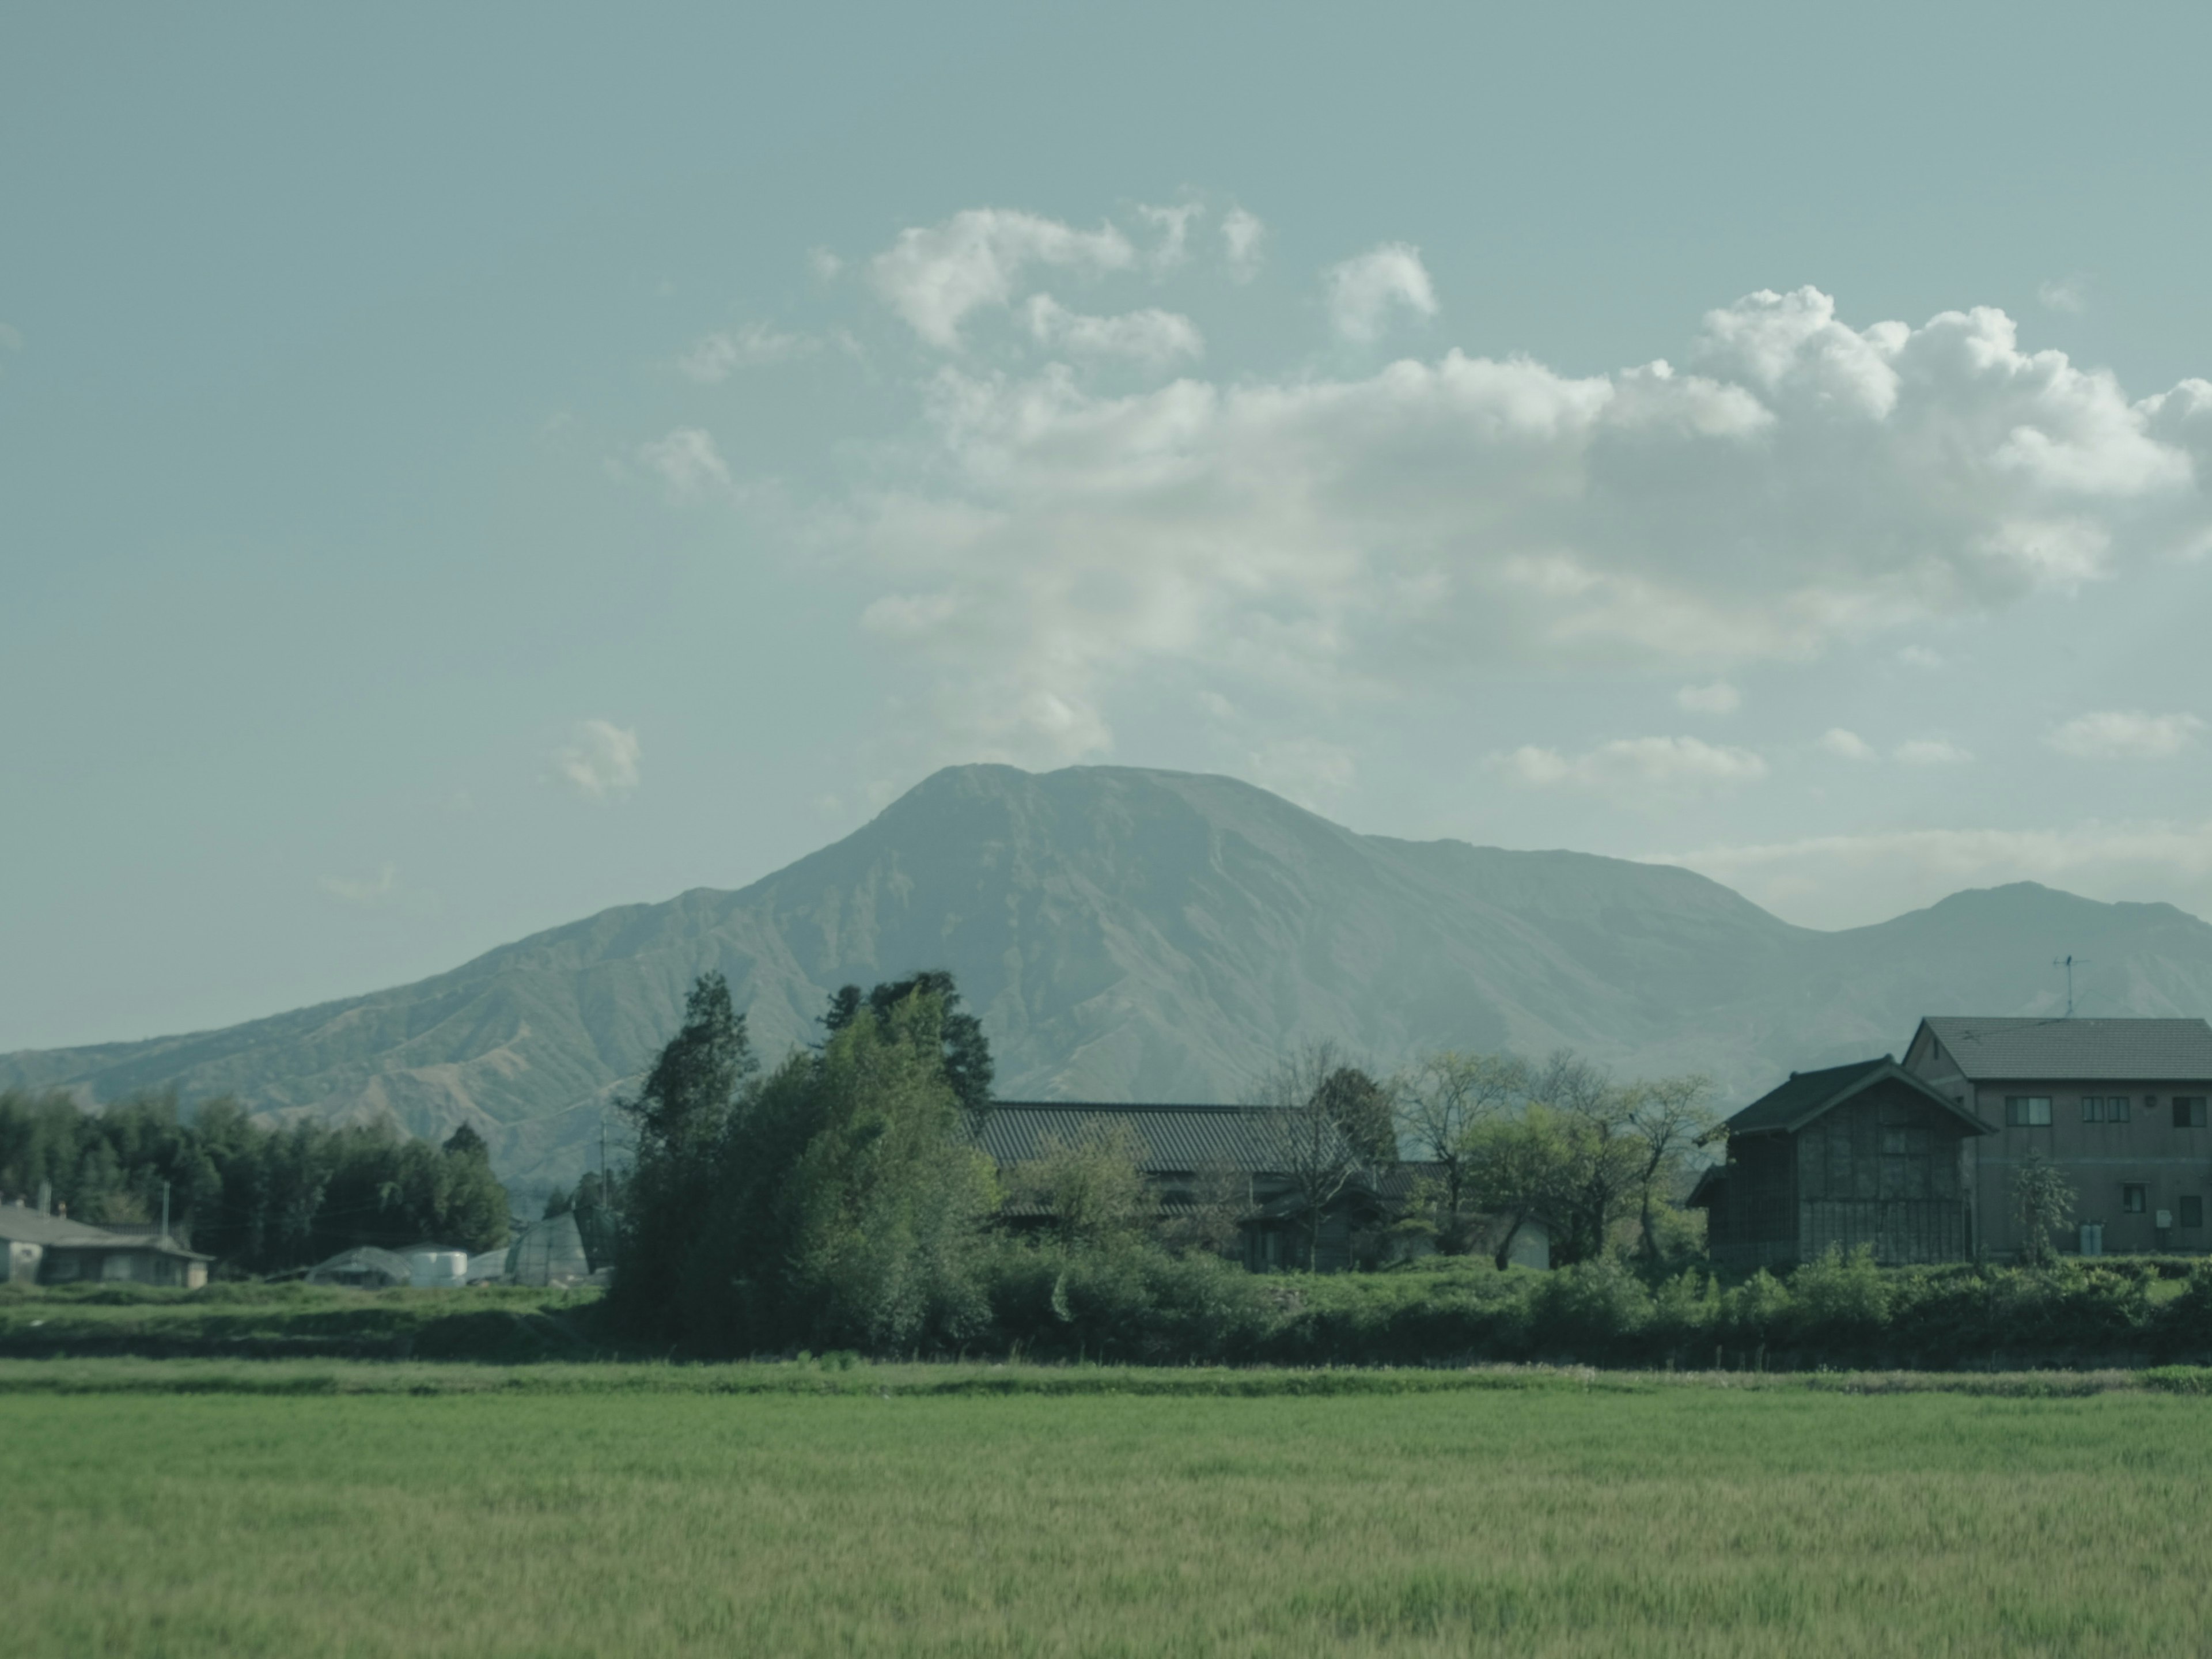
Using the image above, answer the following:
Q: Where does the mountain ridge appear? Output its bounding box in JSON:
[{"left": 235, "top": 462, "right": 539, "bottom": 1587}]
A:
[{"left": 7, "top": 763, "right": 2209, "bottom": 1187}]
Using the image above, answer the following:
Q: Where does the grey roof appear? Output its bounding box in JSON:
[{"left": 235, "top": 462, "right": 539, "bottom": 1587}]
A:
[
  {"left": 1917, "top": 1017, "right": 2212, "bottom": 1082},
  {"left": 976, "top": 1103, "right": 1353, "bottom": 1173},
  {"left": 0, "top": 1203, "right": 211, "bottom": 1258},
  {"left": 1725, "top": 1057, "right": 1992, "bottom": 1138},
  {"left": 307, "top": 1245, "right": 414, "bottom": 1283}
]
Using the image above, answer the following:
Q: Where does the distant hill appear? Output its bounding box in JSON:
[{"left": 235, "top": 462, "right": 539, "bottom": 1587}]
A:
[{"left": 7, "top": 764, "right": 2210, "bottom": 1187}]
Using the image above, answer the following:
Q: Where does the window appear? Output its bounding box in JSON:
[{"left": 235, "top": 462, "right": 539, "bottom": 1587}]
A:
[
  {"left": 2081, "top": 1096, "right": 2105, "bottom": 1123},
  {"left": 2122, "top": 1184, "right": 2147, "bottom": 1214},
  {"left": 2181, "top": 1196, "right": 2206, "bottom": 1230},
  {"left": 2111, "top": 1094, "right": 2132, "bottom": 1123},
  {"left": 2172, "top": 1097, "right": 2209, "bottom": 1129},
  {"left": 2006, "top": 1096, "right": 2052, "bottom": 1127}
]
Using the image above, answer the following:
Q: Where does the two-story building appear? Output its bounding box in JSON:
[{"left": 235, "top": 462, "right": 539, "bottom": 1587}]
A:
[{"left": 1902, "top": 1016, "right": 2212, "bottom": 1257}]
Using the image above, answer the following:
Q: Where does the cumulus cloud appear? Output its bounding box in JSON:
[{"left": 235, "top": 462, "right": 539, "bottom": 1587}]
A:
[
  {"left": 1138, "top": 202, "right": 1203, "bottom": 268},
  {"left": 554, "top": 720, "right": 642, "bottom": 800},
  {"left": 679, "top": 324, "right": 815, "bottom": 382},
  {"left": 1022, "top": 295, "right": 1203, "bottom": 367},
  {"left": 638, "top": 427, "right": 730, "bottom": 495},
  {"left": 870, "top": 209, "right": 1135, "bottom": 348},
  {"left": 1894, "top": 738, "right": 1974, "bottom": 767},
  {"left": 1221, "top": 209, "right": 1265, "bottom": 281},
  {"left": 680, "top": 259, "right": 2211, "bottom": 767},
  {"left": 1820, "top": 728, "right": 1878, "bottom": 761},
  {"left": 1324, "top": 243, "right": 1439, "bottom": 343},
  {"left": 2047, "top": 709, "right": 2205, "bottom": 760},
  {"left": 1501, "top": 735, "right": 1767, "bottom": 791},
  {"left": 1676, "top": 681, "right": 1740, "bottom": 714},
  {"left": 2039, "top": 276, "right": 2088, "bottom": 315},
  {"left": 809, "top": 247, "right": 843, "bottom": 282}
]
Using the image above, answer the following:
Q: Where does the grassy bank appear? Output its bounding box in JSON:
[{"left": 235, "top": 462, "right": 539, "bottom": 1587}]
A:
[{"left": 6, "top": 1384, "right": 2211, "bottom": 1656}]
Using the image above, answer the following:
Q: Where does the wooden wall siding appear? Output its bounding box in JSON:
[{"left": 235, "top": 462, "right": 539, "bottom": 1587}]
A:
[
  {"left": 1728, "top": 1136, "right": 1798, "bottom": 1247},
  {"left": 1799, "top": 1200, "right": 1967, "bottom": 1264},
  {"left": 1789, "top": 1085, "right": 1971, "bottom": 1264}
]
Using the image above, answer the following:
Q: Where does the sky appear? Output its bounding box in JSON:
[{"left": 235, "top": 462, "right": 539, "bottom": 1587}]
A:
[{"left": 5, "top": 2, "right": 2211, "bottom": 1052}]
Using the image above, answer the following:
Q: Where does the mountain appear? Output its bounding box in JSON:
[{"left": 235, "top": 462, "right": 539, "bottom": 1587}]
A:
[{"left": 7, "top": 764, "right": 2212, "bottom": 1187}]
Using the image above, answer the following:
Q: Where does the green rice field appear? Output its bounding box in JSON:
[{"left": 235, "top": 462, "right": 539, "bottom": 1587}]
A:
[{"left": 5, "top": 1363, "right": 2209, "bottom": 1657}]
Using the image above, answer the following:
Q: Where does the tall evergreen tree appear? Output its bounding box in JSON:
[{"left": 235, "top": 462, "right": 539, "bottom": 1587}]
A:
[{"left": 821, "top": 970, "right": 993, "bottom": 1123}]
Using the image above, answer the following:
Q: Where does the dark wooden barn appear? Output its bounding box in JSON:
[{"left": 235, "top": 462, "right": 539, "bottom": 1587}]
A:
[{"left": 1691, "top": 1057, "right": 1992, "bottom": 1270}]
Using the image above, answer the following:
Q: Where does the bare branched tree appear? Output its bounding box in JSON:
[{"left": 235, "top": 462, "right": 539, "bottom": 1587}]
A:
[
  {"left": 1247, "top": 1040, "right": 1369, "bottom": 1270},
  {"left": 1626, "top": 1074, "right": 1717, "bottom": 1259},
  {"left": 1393, "top": 1051, "right": 1530, "bottom": 1252}
]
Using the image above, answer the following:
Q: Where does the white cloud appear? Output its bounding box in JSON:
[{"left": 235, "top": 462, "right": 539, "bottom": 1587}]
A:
[
  {"left": 1022, "top": 295, "right": 1203, "bottom": 367},
  {"left": 1221, "top": 209, "right": 1266, "bottom": 281},
  {"left": 2039, "top": 276, "right": 2088, "bottom": 315},
  {"left": 2047, "top": 709, "right": 2205, "bottom": 760},
  {"left": 1676, "top": 681, "right": 1740, "bottom": 714},
  {"left": 320, "top": 863, "right": 400, "bottom": 908},
  {"left": 638, "top": 427, "right": 730, "bottom": 495},
  {"left": 1820, "top": 728, "right": 1878, "bottom": 761},
  {"left": 554, "top": 720, "right": 642, "bottom": 800},
  {"left": 1894, "top": 738, "right": 1974, "bottom": 767},
  {"left": 1324, "top": 243, "right": 1439, "bottom": 343},
  {"left": 1501, "top": 735, "right": 1767, "bottom": 791},
  {"left": 690, "top": 262, "right": 2211, "bottom": 767},
  {"left": 1654, "top": 819, "right": 2212, "bottom": 930},
  {"left": 1894, "top": 645, "right": 1946, "bottom": 670},
  {"left": 809, "top": 247, "right": 843, "bottom": 282},
  {"left": 870, "top": 209, "right": 1136, "bottom": 348},
  {"left": 679, "top": 324, "right": 815, "bottom": 382},
  {"left": 1138, "top": 202, "right": 1202, "bottom": 268}
]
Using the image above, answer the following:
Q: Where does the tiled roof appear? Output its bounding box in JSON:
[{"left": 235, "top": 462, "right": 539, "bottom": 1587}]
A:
[
  {"left": 976, "top": 1103, "right": 1354, "bottom": 1173},
  {"left": 0, "top": 1203, "right": 210, "bottom": 1257},
  {"left": 1725, "top": 1057, "right": 1990, "bottom": 1138},
  {"left": 1918, "top": 1017, "right": 2212, "bottom": 1082}
]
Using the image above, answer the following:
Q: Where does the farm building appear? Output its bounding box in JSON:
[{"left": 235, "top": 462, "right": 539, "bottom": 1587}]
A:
[
  {"left": 1692, "top": 1057, "right": 1991, "bottom": 1270},
  {"left": 503, "top": 1211, "right": 592, "bottom": 1286},
  {"left": 0, "top": 1199, "right": 213, "bottom": 1287},
  {"left": 1903, "top": 1016, "right": 2212, "bottom": 1259},
  {"left": 974, "top": 1101, "right": 1547, "bottom": 1271}
]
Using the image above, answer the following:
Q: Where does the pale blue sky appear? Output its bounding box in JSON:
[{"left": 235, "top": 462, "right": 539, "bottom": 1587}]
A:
[{"left": 5, "top": 2, "right": 2211, "bottom": 1051}]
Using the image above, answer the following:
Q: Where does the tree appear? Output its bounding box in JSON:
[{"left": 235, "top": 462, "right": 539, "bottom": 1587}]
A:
[
  {"left": 1461, "top": 1108, "right": 1578, "bottom": 1270},
  {"left": 1394, "top": 1051, "right": 1529, "bottom": 1252},
  {"left": 616, "top": 971, "right": 757, "bottom": 1327},
  {"left": 1247, "top": 1040, "right": 1369, "bottom": 1271},
  {"left": 1624, "top": 1074, "right": 1717, "bottom": 1260},
  {"left": 823, "top": 970, "right": 993, "bottom": 1123},
  {"left": 1316, "top": 1066, "right": 1398, "bottom": 1164},
  {"left": 1006, "top": 1123, "right": 1150, "bottom": 1251},
  {"left": 2012, "top": 1150, "right": 2076, "bottom": 1266},
  {"left": 1158, "top": 1157, "right": 1252, "bottom": 1259},
  {"left": 1526, "top": 1051, "right": 1644, "bottom": 1264}
]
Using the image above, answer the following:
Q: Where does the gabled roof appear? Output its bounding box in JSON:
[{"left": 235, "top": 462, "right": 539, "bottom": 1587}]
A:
[
  {"left": 1724, "top": 1056, "right": 1992, "bottom": 1138},
  {"left": 0, "top": 1203, "right": 211, "bottom": 1259},
  {"left": 976, "top": 1102, "right": 1354, "bottom": 1173},
  {"left": 1915, "top": 1016, "right": 2212, "bottom": 1082}
]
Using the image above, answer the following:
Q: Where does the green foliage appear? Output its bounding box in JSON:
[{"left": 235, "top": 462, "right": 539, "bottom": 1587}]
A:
[
  {"left": 1315, "top": 1066, "right": 1397, "bottom": 1162},
  {"left": 2012, "top": 1150, "right": 2077, "bottom": 1266},
  {"left": 821, "top": 969, "right": 994, "bottom": 1123},
  {"left": 1005, "top": 1123, "right": 1151, "bottom": 1251},
  {"left": 0, "top": 1088, "right": 510, "bottom": 1272},
  {"left": 616, "top": 972, "right": 998, "bottom": 1354}
]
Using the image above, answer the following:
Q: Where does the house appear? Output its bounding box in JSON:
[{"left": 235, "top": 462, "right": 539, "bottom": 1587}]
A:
[
  {"left": 0, "top": 1199, "right": 213, "bottom": 1288},
  {"left": 972, "top": 1101, "right": 1553, "bottom": 1271},
  {"left": 1902, "top": 1016, "right": 2212, "bottom": 1258},
  {"left": 1691, "top": 1057, "right": 1991, "bottom": 1270},
  {"left": 977, "top": 1101, "right": 1387, "bottom": 1271}
]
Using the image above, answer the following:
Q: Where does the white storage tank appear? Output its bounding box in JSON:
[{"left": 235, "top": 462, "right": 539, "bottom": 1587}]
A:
[{"left": 407, "top": 1249, "right": 469, "bottom": 1289}]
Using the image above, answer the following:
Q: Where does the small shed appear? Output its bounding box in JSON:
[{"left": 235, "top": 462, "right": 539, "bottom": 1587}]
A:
[
  {"left": 1694, "top": 1056, "right": 1993, "bottom": 1269},
  {"left": 503, "top": 1212, "right": 591, "bottom": 1286},
  {"left": 306, "top": 1246, "right": 415, "bottom": 1289}
]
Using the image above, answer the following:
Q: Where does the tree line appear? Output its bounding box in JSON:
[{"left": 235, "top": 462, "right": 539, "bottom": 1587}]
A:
[
  {"left": 0, "top": 1087, "right": 509, "bottom": 1271},
  {"left": 605, "top": 968, "right": 1722, "bottom": 1355}
]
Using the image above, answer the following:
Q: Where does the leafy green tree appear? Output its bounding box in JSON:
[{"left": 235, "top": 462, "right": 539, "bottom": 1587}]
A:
[
  {"left": 1316, "top": 1066, "right": 1397, "bottom": 1164},
  {"left": 615, "top": 971, "right": 757, "bottom": 1327},
  {"left": 1007, "top": 1124, "right": 1151, "bottom": 1251},
  {"left": 1394, "top": 1051, "right": 1529, "bottom": 1253},
  {"left": 2012, "top": 1150, "right": 2076, "bottom": 1266},
  {"left": 1461, "top": 1107, "right": 1578, "bottom": 1270},
  {"left": 822, "top": 971, "right": 994, "bottom": 1123}
]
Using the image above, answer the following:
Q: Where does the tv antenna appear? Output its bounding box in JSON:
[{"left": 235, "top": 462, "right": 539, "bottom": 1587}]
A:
[{"left": 2052, "top": 955, "right": 2092, "bottom": 1017}]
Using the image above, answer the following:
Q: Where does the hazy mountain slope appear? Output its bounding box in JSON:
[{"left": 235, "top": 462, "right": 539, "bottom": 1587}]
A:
[{"left": 7, "top": 763, "right": 2210, "bottom": 1187}]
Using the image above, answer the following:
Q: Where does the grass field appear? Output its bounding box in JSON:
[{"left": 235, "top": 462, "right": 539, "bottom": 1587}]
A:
[{"left": 6, "top": 1365, "right": 2211, "bottom": 1657}]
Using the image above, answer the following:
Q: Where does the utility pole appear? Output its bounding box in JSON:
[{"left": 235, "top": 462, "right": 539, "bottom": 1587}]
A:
[
  {"left": 161, "top": 1180, "right": 171, "bottom": 1241},
  {"left": 2052, "top": 955, "right": 2092, "bottom": 1017}
]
